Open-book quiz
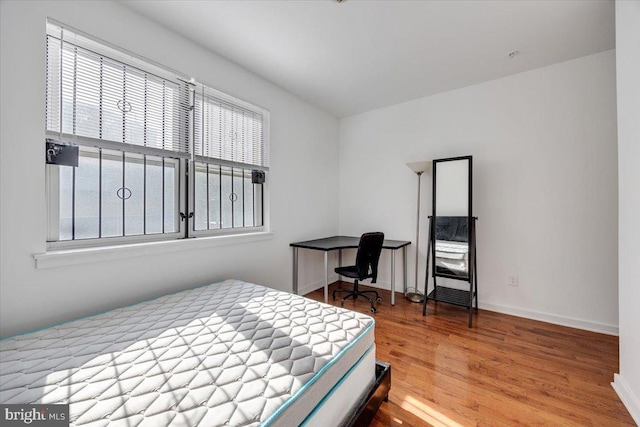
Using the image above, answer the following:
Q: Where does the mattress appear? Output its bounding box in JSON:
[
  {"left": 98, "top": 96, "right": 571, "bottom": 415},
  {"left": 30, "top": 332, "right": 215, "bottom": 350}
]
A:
[{"left": 0, "top": 279, "right": 375, "bottom": 427}]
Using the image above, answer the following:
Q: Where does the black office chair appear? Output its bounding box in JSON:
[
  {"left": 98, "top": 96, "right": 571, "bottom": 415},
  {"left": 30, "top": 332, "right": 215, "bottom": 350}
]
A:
[{"left": 333, "top": 232, "right": 385, "bottom": 313}]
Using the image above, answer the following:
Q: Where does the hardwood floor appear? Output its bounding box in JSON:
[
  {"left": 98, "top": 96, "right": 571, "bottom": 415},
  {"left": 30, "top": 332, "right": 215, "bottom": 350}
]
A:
[{"left": 305, "top": 282, "right": 635, "bottom": 427}]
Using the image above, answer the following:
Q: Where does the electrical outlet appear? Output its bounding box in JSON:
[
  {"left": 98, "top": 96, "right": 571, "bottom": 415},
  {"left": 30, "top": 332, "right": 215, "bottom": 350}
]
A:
[{"left": 508, "top": 275, "right": 519, "bottom": 287}]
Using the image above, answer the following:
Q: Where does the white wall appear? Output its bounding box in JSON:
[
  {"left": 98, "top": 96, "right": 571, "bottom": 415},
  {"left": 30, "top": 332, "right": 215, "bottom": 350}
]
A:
[
  {"left": 0, "top": 0, "right": 339, "bottom": 337},
  {"left": 613, "top": 0, "right": 640, "bottom": 423},
  {"left": 338, "top": 50, "right": 619, "bottom": 333}
]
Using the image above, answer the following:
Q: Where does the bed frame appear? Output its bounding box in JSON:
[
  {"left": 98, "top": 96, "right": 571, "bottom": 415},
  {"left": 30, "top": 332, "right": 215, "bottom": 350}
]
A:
[{"left": 347, "top": 360, "right": 391, "bottom": 427}]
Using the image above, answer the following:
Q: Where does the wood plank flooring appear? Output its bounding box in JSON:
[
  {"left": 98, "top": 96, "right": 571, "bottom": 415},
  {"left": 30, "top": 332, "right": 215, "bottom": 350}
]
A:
[{"left": 305, "top": 282, "right": 635, "bottom": 427}]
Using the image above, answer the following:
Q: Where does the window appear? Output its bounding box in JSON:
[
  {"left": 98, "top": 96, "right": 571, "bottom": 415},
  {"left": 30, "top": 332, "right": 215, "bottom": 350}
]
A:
[
  {"left": 45, "top": 21, "right": 269, "bottom": 249},
  {"left": 51, "top": 148, "right": 181, "bottom": 242},
  {"left": 191, "top": 85, "right": 269, "bottom": 236},
  {"left": 193, "top": 164, "right": 262, "bottom": 231}
]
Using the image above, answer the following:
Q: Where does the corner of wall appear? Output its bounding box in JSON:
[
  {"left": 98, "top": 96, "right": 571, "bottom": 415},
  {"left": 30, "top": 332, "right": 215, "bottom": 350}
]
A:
[{"left": 612, "top": 374, "right": 640, "bottom": 425}]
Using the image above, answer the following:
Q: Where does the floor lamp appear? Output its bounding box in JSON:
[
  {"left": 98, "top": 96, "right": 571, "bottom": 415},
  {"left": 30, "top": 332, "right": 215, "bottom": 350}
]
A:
[{"left": 406, "top": 160, "right": 432, "bottom": 303}]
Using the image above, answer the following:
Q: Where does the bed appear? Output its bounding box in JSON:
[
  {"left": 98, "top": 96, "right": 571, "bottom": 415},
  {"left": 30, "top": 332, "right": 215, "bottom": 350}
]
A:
[{"left": 0, "top": 279, "right": 378, "bottom": 426}]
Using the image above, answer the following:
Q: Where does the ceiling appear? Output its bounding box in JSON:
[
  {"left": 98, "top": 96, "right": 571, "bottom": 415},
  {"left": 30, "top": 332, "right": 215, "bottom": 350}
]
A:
[{"left": 121, "top": 0, "right": 615, "bottom": 118}]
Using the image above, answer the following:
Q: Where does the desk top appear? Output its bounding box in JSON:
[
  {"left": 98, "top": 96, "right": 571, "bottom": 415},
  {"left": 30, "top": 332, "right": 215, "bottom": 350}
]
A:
[{"left": 290, "top": 235, "right": 410, "bottom": 251}]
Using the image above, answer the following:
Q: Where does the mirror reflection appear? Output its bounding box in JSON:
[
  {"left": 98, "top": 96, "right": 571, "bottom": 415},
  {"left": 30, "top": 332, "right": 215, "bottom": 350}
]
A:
[{"left": 434, "top": 158, "right": 470, "bottom": 279}]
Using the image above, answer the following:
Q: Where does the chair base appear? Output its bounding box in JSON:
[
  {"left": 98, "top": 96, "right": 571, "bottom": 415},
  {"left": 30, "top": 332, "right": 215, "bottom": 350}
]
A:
[{"left": 333, "top": 280, "right": 382, "bottom": 313}]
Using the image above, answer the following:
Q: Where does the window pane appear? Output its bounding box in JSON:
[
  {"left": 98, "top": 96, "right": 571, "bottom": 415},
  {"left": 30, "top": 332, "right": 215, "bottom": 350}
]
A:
[
  {"left": 194, "top": 87, "right": 269, "bottom": 168},
  {"left": 194, "top": 162, "right": 208, "bottom": 231},
  {"left": 192, "top": 162, "right": 263, "bottom": 233},
  {"left": 46, "top": 36, "right": 61, "bottom": 133},
  {"left": 46, "top": 30, "right": 189, "bottom": 155},
  {"left": 101, "top": 61, "right": 124, "bottom": 143},
  {"left": 124, "top": 152, "right": 144, "bottom": 236},
  {"left": 164, "top": 160, "right": 177, "bottom": 233},
  {"left": 163, "top": 85, "right": 177, "bottom": 152},
  {"left": 75, "top": 52, "right": 101, "bottom": 139},
  {"left": 220, "top": 166, "right": 232, "bottom": 229},
  {"left": 204, "top": 98, "right": 222, "bottom": 158},
  {"left": 145, "top": 155, "right": 163, "bottom": 234},
  {"left": 208, "top": 165, "right": 221, "bottom": 230},
  {"left": 59, "top": 166, "right": 73, "bottom": 241},
  {"left": 123, "top": 69, "right": 145, "bottom": 147},
  {"left": 146, "top": 79, "right": 165, "bottom": 150},
  {"left": 244, "top": 172, "right": 254, "bottom": 227},
  {"left": 233, "top": 168, "right": 244, "bottom": 227},
  {"left": 60, "top": 47, "right": 75, "bottom": 135},
  {"left": 74, "top": 149, "right": 100, "bottom": 239},
  {"left": 255, "top": 182, "right": 263, "bottom": 227},
  {"left": 101, "top": 149, "right": 124, "bottom": 237}
]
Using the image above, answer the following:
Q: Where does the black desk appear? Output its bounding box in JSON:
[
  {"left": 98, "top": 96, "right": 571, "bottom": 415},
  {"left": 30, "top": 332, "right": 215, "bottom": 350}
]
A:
[{"left": 290, "top": 236, "right": 411, "bottom": 306}]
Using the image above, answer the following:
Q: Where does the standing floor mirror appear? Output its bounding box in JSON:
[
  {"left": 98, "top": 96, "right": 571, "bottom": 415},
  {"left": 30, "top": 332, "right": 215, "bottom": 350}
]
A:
[{"left": 422, "top": 155, "right": 478, "bottom": 327}]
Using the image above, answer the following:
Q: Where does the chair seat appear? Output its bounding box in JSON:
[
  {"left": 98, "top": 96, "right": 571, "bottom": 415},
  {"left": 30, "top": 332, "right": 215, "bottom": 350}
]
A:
[{"left": 335, "top": 265, "right": 371, "bottom": 280}]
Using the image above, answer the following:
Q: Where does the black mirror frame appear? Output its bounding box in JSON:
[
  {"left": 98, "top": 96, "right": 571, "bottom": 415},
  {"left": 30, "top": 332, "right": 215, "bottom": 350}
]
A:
[{"left": 424, "top": 155, "right": 478, "bottom": 327}]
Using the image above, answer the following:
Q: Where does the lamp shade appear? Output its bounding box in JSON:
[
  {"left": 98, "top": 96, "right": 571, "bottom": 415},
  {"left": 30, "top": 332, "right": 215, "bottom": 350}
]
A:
[{"left": 406, "top": 160, "right": 432, "bottom": 174}]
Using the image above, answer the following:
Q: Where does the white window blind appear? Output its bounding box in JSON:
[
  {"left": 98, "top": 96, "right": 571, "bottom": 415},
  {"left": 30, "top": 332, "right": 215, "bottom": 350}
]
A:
[
  {"left": 194, "top": 85, "right": 270, "bottom": 168},
  {"left": 45, "top": 23, "right": 191, "bottom": 157}
]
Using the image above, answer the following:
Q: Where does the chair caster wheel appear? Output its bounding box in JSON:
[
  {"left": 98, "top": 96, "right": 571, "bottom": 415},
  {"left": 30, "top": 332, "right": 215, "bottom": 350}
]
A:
[
  {"left": 371, "top": 307, "right": 377, "bottom": 313},
  {"left": 376, "top": 297, "right": 382, "bottom": 302},
  {"left": 340, "top": 301, "right": 345, "bottom": 307}
]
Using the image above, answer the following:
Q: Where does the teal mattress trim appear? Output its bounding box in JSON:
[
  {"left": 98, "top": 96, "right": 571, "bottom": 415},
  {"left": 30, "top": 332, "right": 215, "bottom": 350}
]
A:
[
  {"left": 260, "top": 321, "right": 375, "bottom": 426},
  {"left": 299, "top": 344, "right": 375, "bottom": 426}
]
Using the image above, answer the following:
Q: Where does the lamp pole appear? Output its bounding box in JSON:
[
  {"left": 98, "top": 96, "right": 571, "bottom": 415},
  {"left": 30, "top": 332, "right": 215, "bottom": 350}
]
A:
[
  {"left": 407, "top": 170, "right": 425, "bottom": 302},
  {"left": 405, "top": 160, "right": 430, "bottom": 303},
  {"left": 415, "top": 171, "right": 423, "bottom": 296}
]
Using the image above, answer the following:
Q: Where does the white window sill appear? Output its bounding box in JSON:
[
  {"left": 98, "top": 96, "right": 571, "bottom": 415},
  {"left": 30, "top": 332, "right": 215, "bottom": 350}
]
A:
[{"left": 33, "top": 232, "right": 274, "bottom": 269}]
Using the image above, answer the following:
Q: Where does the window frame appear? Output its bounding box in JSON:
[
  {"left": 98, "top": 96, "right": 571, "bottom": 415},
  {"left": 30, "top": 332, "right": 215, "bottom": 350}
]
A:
[{"left": 45, "top": 20, "right": 270, "bottom": 251}]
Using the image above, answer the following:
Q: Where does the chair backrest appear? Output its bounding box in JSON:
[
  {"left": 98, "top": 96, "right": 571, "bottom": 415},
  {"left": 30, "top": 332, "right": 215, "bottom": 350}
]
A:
[{"left": 355, "top": 232, "right": 385, "bottom": 283}]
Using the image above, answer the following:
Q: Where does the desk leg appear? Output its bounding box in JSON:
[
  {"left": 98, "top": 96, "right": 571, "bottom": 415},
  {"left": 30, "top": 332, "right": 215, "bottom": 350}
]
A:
[
  {"left": 403, "top": 246, "right": 408, "bottom": 296},
  {"left": 391, "top": 249, "right": 396, "bottom": 306},
  {"left": 293, "top": 247, "right": 299, "bottom": 295},
  {"left": 324, "top": 251, "right": 329, "bottom": 303}
]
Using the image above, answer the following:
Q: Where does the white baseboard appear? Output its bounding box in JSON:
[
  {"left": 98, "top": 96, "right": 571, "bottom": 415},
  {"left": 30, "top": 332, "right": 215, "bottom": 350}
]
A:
[
  {"left": 612, "top": 373, "right": 640, "bottom": 425},
  {"left": 480, "top": 302, "right": 619, "bottom": 336},
  {"left": 297, "top": 275, "right": 340, "bottom": 296},
  {"left": 297, "top": 282, "right": 618, "bottom": 336}
]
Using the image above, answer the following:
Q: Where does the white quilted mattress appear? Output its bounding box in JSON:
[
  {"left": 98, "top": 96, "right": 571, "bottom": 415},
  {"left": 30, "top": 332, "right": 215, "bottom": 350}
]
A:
[{"left": 0, "top": 279, "right": 375, "bottom": 427}]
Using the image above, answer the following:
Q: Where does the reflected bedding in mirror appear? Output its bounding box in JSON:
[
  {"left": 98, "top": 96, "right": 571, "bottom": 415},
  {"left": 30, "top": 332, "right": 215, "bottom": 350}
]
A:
[
  {"left": 435, "top": 240, "right": 469, "bottom": 277},
  {"left": 434, "top": 216, "right": 469, "bottom": 278}
]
